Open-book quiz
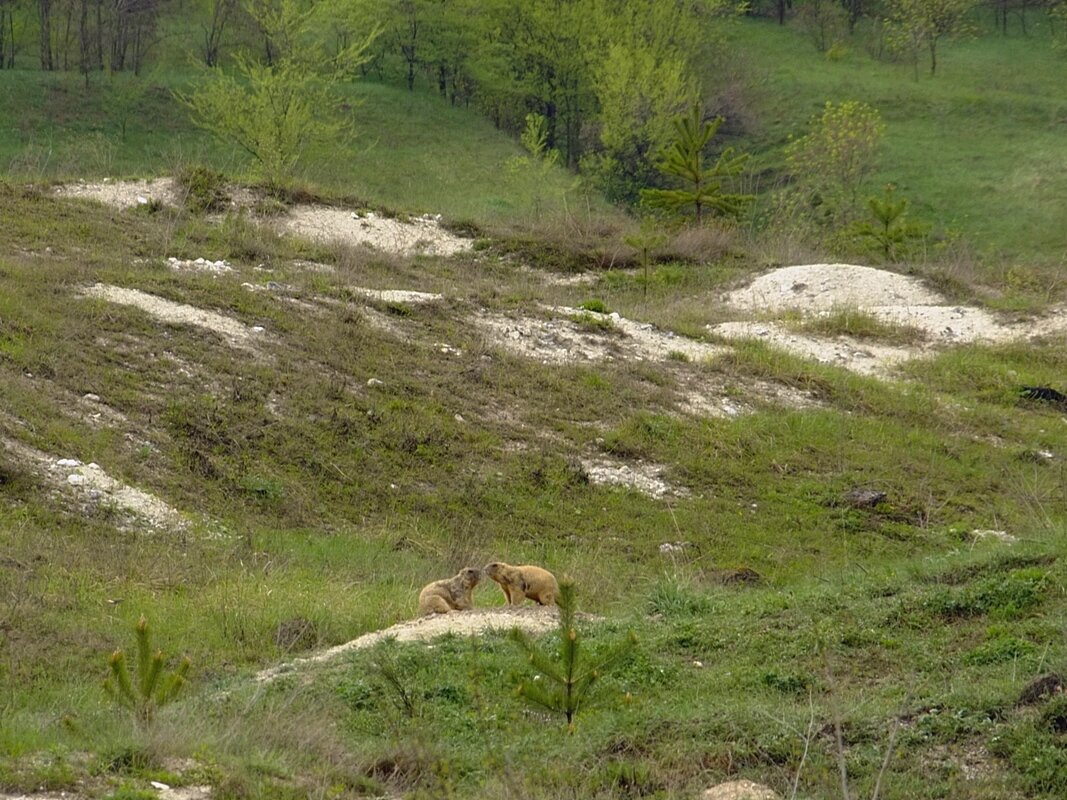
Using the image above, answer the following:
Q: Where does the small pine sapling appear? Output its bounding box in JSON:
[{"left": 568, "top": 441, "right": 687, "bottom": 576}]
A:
[
  {"left": 641, "top": 103, "right": 752, "bottom": 224},
  {"left": 850, "top": 185, "right": 930, "bottom": 261},
  {"left": 623, "top": 221, "right": 668, "bottom": 300},
  {"left": 103, "top": 615, "right": 191, "bottom": 725},
  {"left": 510, "top": 579, "right": 635, "bottom": 730}
]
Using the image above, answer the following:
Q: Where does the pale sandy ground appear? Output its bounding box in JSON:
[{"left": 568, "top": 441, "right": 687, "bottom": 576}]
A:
[
  {"left": 0, "top": 436, "right": 189, "bottom": 532},
  {"left": 256, "top": 606, "right": 564, "bottom": 684},
  {"left": 83, "top": 284, "right": 267, "bottom": 351},
  {"left": 53, "top": 179, "right": 473, "bottom": 256},
  {"left": 713, "top": 263, "right": 1067, "bottom": 376}
]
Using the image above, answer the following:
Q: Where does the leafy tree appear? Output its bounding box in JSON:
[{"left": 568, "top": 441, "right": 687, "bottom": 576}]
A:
[
  {"left": 785, "top": 99, "right": 884, "bottom": 216},
  {"left": 797, "top": 0, "right": 848, "bottom": 52},
  {"left": 641, "top": 103, "right": 752, "bottom": 224},
  {"left": 510, "top": 579, "right": 635, "bottom": 730},
  {"left": 103, "top": 615, "right": 191, "bottom": 726},
  {"left": 178, "top": 0, "right": 377, "bottom": 187},
  {"left": 885, "top": 0, "right": 977, "bottom": 76}
]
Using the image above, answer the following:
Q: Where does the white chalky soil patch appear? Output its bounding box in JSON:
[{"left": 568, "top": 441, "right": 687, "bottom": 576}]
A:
[
  {"left": 0, "top": 437, "right": 188, "bottom": 532},
  {"left": 346, "top": 286, "right": 443, "bottom": 304},
  {"left": 473, "top": 306, "right": 728, "bottom": 365},
  {"left": 280, "top": 206, "right": 473, "bottom": 257},
  {"left": 580, "top": 456, "right": 689, "bottom": 500},
  {"left": 83, "top": 284, "right": 264, "bottom": 350},
  {"left": 168, "top": 256, "right": 233, "bottom": 274},
  {"left": 256, "top": 606, "right": 563, "bottom": 684},
  {"left": 54, "top": 177, "right": 178, "bottom": 208},
  {"left": 715, "top": 263, "right": 1067, "bottom": 376}
]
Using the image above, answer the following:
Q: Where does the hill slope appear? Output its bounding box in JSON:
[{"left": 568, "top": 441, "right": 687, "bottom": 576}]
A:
[{"left": 1, "top": 181, "right": 1066, "bottom": 798}]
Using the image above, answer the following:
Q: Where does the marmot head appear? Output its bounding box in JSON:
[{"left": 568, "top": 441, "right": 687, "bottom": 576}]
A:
[
  {"left": 459, "top": 566, "right": 482, "bottom": 587},
  {"left": 483, "top": 562, "right": 506, "bottom": 580}
]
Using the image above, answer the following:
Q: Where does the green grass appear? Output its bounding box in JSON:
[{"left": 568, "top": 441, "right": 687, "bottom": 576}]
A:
[
  {"left": 0, "top": 70, "right": 591, "bottom": 225},
  {"left": 732, "top": 17, "right": 1067, "bottom": 264}
]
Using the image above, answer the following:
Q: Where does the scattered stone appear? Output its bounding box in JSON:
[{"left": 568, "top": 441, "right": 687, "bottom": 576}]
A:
[
  {"left": 841, "top": 488, "right": 887, "bottom": 508},
  {"left": 367, "top": 378, "right": 384, "bottom": 387},
  {"left": 56, "top": 458, "right": 82, "bottom": 468},
  {"left": 701, "top": 780, "right": 780, "bottom": 800},
  {"left": 581, "top": 457, "right": 689, "bottom": 500},
  {"left": 348, "top": 286, "right": 444, "bottom": 304},
  {"left": 658, "top": 541, "right": 691, "bottom": 555},
  {"left": 281, "top": 205, "right": 473, "bottom": 257},
  {"left": 150, "top": 781, "right": 170, "bottom": 790},
  {"left": 454, "top": 414, "right": 466, "bottom": 423},
  {"left": 1017, "top": 673, "right": 1064, "bottom": 706},
  {"left": 971, "top": 529, "right": 1018, "bottom": 545},
  {"left": 82, "top": 393, "right": 101, "bottom": 402},
  {"left": 66, "top": 473, "right": 86, "bottom": 486},
  {"left": 167, "top": 256, "right": 233, "bottom": 274}
]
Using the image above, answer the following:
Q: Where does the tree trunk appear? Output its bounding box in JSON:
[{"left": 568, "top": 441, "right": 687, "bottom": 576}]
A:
[{"left": 39, "top": 0, "right": 54, "bottom": 69}]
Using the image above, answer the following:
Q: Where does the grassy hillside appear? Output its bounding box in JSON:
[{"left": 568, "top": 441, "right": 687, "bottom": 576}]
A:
[
  {"left": 733, "top": 19, "right": 1067, "bottom": 264},
  {"left": 0, "top": 70, "right": 586, "bottom": 225},
  {"left": 1, "top": 182, "right": 1066, "bottom": 799}
]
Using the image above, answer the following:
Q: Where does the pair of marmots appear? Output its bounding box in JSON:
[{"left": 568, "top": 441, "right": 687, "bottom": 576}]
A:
[{"left": 417, "top": 561, "right": 559, "bottom": 615}]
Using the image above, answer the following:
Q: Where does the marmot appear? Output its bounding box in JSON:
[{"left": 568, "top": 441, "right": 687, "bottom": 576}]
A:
[
  {"left": 484, "top": 562, "right": 559, "bottom": 606},
  {"left": 417, "top": 567, "right": 482, "bottom": 615}
]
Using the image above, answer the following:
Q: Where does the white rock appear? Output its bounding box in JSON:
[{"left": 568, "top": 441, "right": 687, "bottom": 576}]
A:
[
  {"left": 56, "top": 458, "right": 82, "bottom": 467},
  {"left": 251, "top": 326, "right": 265, "bottom": 333},
  {"left": 150, "top": 781, "right": 170, "bottom": 790},
  {"left": 454, "top": 414, "right": 465, "bottom": 423},
  {"left": 367, "top": 378, "right": 384, "bottom": 387},
  {"left": 136, "top": 195, "right": 148, "bottom": 205},
  {"left": 67, "top": 474, "right": 86, "bottom": 486},
  {"left": 83, "top": 393, "right": 101, "bottom": 402}
]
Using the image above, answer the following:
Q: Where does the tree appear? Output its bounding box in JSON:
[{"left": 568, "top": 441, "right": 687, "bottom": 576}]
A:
[
  {"left": 885, "top": 0, "right": 977, "bottom": 76},
  {"left": 178, "top": 0, "right": 377, "bottom": 187},
  {"left": 785, "top": 100, "right": 884, "bottom": 216},
  {"left": 641, "top": 103, "right": 752, "bottom": 224},
  {"left": 797, "top": 0, "right": 848, "bottom": 52},
  {"left": 198, "top": 0, "right": 237, "bottom": 66},
  {"left": 0, "top": 0, "right": 20, "bottom": 67},
  {"left": 103, "top": 615, "right": 191, "bottom": 727},
  {"left": 510, "top": 579, "right": 635, "bottom": 730},
  {"left": 849, "top": 185, "right": 931, "bottom": 261}
]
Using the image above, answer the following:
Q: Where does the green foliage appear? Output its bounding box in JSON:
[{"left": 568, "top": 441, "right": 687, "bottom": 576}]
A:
[
  {"left": 102, "top": 616, "right": 191, "bottom": 725},
  {"left": 785, "top": 99, "right": 885, "bottom": 217},
  {"left": 507, "top": 113, "right": 569, "bottom": 218},
  {"left": 641, "top": 104, "right": 752, "bottom": 224},
  {"left": 175, "top": 165, "right": 231, "bottom": 214},
  {"left": 885, "top": 0, "right": 978, "bottom": 76},
  {"left": 847, "top": 185, "right": 932, "bottom": 261},
  {"left": 623, "top": 222, "right": 668, "bottom": 299},
  {"left": 177, "top": 0, "right": 377, "bottom": 187},
  {"left": 510, "top": 580, "right": 636, "bottom": 728}
]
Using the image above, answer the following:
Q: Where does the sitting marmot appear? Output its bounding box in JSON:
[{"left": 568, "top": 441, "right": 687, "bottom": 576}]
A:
[
  {"left": 484, "top": 561, "right": 559, "bottom": 606},
  {"left": 417, "top": 567, "right": 482, "bottom": 615}
]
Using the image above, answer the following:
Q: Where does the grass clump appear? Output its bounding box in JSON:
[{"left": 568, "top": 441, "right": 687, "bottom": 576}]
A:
[
  {"left": 174, "top": 165, "right": 230, "bottom": 214},
  {"left": 794, "top": 308, "right": 926, "bottom": 345}
]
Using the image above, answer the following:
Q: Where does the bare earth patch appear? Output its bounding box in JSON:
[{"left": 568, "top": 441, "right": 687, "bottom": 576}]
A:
[
  {"left": 280, "top": 207, "right": 472, "bottom": 257},
  {"left": 715, "top": 263, "right": 1067, "bottom": 376},
  {"left": 83, "top": 284, "right": 266, "bottom": 351},
  {"left": 346, "top": 286, "right": 444, "bottom": 304},
  {"left": 580, "top": 456, "right": 689, "bottom": 499},
  {"left": 473, "top": 305, "right": 727, "bottom": 365},
  {"left": 0, "top": 437, "right": 189, "bottom": 532},
  {"left": 256, "top": 606, "right": 563, "bottom": 684},
  {"left": 54, "top": 177, "right": 179, "bottom": 208}
]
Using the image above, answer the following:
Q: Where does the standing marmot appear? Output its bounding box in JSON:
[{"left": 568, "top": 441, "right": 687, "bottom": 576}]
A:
[
  {"left": 417, "top": 567, "right": 482, "bottom": 615},
  {"left": 484, "top": 562, "right": 559, "bottom": 606}
]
